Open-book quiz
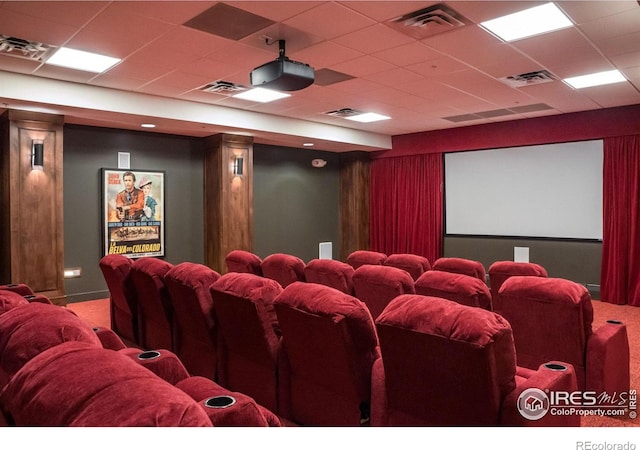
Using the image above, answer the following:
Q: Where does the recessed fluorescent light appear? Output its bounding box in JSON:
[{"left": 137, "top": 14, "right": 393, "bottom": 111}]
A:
[
  {"left": 345, "top": 112, "right": 391, "bottom": 123},
  {"left": 563, "top": 70, "right": 626, "bottom": 89},
  {"left": 46, "top": 47, "right": 121, "bottom": 73},
  {"left": 141, "top": 123, "right": 156, "bottom": 128},
  {"left": 232, "top": 88, "right": 290, "bottom": 103},
  {"left": 303, "top": 143, "right": 314, "bottom": 147},
  {"left": 480, "top": 2, "right": 572, "bottom": 42}
]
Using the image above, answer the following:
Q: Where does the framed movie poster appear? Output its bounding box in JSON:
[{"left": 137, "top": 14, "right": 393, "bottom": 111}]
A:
[{"left": 102, "top": 169, "right": 165, "bottom": 258}]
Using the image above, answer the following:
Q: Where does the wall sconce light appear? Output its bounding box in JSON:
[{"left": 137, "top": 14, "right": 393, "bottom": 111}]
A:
[
  {"left": 233, "top": 156, "right": 244, "bottom": 176},
  {"left": 31, "top": 139, "right": 44, "bottom": 171}
]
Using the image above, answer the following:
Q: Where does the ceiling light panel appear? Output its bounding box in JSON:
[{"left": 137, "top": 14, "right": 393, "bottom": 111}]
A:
[
  {"left": 563, "top": 70, "right": 627, "bottom": 89},
  {"left": 46, "top": 47, "right": 121, "bottom": 73},
  {"left": 479, "top": 2, "right": 573, "bottom": 42},
  {"left": 345, "top": 112, "right": 391, "bottom": 123},
  {"left": 232, "top": 88, "right": 291, "bottom": 103}
]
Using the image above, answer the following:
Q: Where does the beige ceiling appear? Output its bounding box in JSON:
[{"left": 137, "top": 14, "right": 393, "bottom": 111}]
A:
[{"left": 0, "top": 1, "right": 639, "bottom": 152}]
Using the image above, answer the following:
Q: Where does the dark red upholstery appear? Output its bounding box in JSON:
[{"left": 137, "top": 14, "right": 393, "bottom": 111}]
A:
[
  {"left": 373, "top": 294, "right": 579, "bottom": 426},
  {"left": 261, "top": 253, "right": 306, "bottom": 287},
  {"left": 432, "top": 257, "right": 486, "bottom": 282},
  {"left": 210, "top": 272, "right": 283, "bottom": 413},
  {"left": 415, "top": 270, "right": 493, "bottom": 310},
  {"left": 92, "top": 326, "right": 127, "bottom": 350},
  {"left": 497, "top": 276, "right": 630, "bottom": 395},
  {"left": 225, "top": 250, "right": 263, "bottom": 276},
  {"left": 0, "top": 290, "right": 29, "bottom": 316},
  {"left": 0, "top": 302, "right": 101, "bottom": 387},
  {"left": 0, "top": 283, "right": 34, "bottom": 296},
  {"left": 164, "top": 262, "right": 221, "bottom": 380},
  {"left": 1, "top": 341, "right": 213, "bottom": 426},
  {"left": 383, "top": 253, "right": 431, "bottom": 281},
  {"left": 130, "top": 257, "right": 174, "bottom": 351},
  {"left": 346, "top": 250, "right": 387, "bottom": 269},
  {"left": 304, "top": 258, "right": 355, "bottom": 294},
  {"left": 273, "top": 282, "right": 380, "bottom": 426},
  {"left": 98, "top": 254, "right": 139, "bottom": 344},
  {"left": 488, "top": 261, "right": 548, "bottom": 312},
  {"left": 352, "top": 264, "right": 415, "bottom": 320}
]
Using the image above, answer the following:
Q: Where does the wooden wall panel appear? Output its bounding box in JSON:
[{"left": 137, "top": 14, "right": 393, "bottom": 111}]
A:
[
  {"left": 0, "top": 111, "right": 65, "bottom": 304},
  {"left": 339, "top": 152, "right": 371, "bottom": 261},
  {"left": 203, "top": 134, "right": 253, "bottom": 273}
]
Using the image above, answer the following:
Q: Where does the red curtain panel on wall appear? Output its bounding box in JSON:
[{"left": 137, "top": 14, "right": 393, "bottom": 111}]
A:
[
  {"left": 601, "top": 134, "right": 640, "bottom": 306},
  {"left": 370, "top": 153, "right": 443, "bottom": 264}
]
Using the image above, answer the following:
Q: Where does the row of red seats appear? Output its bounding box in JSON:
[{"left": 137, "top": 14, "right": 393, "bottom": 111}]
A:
[
  {"left": 98, "top": 254, "right": 618, "bottom": 426},
  {"left": 226, "top": 250, "right": 630, "bottom": 399},
  {"left": 0, "top": 285, "right": 279, "bottom": 427}
]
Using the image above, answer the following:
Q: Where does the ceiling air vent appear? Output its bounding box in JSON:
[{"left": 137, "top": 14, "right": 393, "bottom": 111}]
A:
[
  {"left": 0, "top": 35, "right": 51, "bottom": 61},
  {"left": 325, "top": 108, "right": 362, "bottom": 118},
  {"left": 385, "top": 3, "right": 472, "bottom": 39},
  {"left": 199, "top": 80, "right": 248, "bottom": 95},
  {"left": 499, "top": 70, "right": 556, "bottom": 88}
]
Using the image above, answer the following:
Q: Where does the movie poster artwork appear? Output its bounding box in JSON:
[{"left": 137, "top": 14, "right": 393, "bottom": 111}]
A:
[{"left": 102, "top": 169, "right": 165, "bottom": 258}]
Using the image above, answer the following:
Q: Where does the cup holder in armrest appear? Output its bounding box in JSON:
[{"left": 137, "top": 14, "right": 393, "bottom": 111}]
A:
[
  {"left": 606, "top": 320, "right": 623, "bottom": 325},
  {"left": 543, "top": 363, "right": 567, "bottom": 371},
  {"left": 204, "top": 395, "right": 236, "bottom": 409},
  {"left": 137, "top": 350, "right": 161, "bottom": 360},
  {"left": 92, "top": 327, "right": 100, "bottom": 332},
  {"left": 24, "top": 295, "right": 36, "bottom": 300}
]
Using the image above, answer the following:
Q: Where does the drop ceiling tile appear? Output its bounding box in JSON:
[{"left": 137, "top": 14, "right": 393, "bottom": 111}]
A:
[
  {"left": 108, "top": 1, "right": 216, "bottom": 25},
  {"left": 364, "top": 67, "right": 424, "bottom": 87},
  {"left": 0, "top": 7, "right": 78, "bottom": 46},
  {"left": 290, "top": 41, "right": 363, "bottom": 69},
  {"left": 578, "top": 82, "right": 640, "bottom": 108},
  {"left": 331, "top": 54, "right": 396, "bottom": 77},
  {"left": 0, "top": 1, "right": 107, "bottom": 27},
  {"left": 283, "top": 2, "right": 376, "bottom": 40},
  {"left": 183, "top": 3, "right": 275, "bottom": 41},
  {"left": 371, "top": 41, "right": 442, "bottom": 66},
  {"left": 333, "top": 24, "right": 415, "bottom": 54},
  {"left": 226, "top": 1, "right": 323, "bottom": 22}
]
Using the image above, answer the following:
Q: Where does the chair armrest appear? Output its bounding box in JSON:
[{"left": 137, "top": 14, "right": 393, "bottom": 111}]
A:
[
  {"left": 501, "top": 361, "right": 580, "bottom": 426},
  {"left": 370, "top": 354, "right": 387, "bottom": 426},
  {"left": 586, "top": 320, "right": 630, "bottom": 395},
  {"left": 92, "top": 326, "right": 127, "bottom": 350},
  {"left": 119, "top": 348, "right": 190, "bottom": 385},
  {"left": 0, "top": 284, "right": 34, "bottom": 296}
]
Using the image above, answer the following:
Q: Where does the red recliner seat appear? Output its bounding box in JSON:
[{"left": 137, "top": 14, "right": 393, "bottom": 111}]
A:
[
  {"left": 130, "top": 257, "right": 174, "bottom": 351},
  {"left": 210, "top": 272, "right": 283, "bottom": 414},
  {"left": 488, "top": 261, "right": 548, "bottom": 312},
  {"left": 225, "top": 250, "right": 263, "bottom": 276},
  {"left": 352, "top": 264, "right": 415, "bottom": 320},
  {"left": 372, "top": 294, "right": 580, "bottom": 426},
  {"left": 164, "top": 262, "right": 221, "bottom": 380},
  {"left": 304, "top": 258, "right": 355, "bottom": 295},
  {"left": 432, "top": 257, "right": 486, "bottom": 282},
  {"left": 273, "top": 282, "right": 381, "bottom": 426},
  {"left": 346, "top": 250, "right": 387, "bottom": 270},
  {"left": 98, "top": 254, "right": 139, "bottom": 345},
  {"left": 383, "top": 253, "right": 431, "bottom": 281},
  {"left": 415, "top": 270, "right": 493, "bottom": 310},
  {"left": 261, "top": 253, "right": 306, "bottom": 288},
  {"left": 497, "top": 276, "right": 630, "bottom": 396}
]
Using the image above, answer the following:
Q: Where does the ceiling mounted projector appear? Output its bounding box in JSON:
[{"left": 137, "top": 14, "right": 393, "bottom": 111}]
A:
[{"left": 250, "top": 40, "right": 314, "bottom": 91}]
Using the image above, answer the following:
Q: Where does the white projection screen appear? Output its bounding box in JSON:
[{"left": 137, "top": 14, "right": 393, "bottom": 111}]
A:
[{"left": 444, "top": 140, "right": 603, "bottom": 240}]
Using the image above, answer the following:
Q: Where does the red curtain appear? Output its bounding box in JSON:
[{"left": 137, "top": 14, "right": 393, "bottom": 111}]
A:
[
  {"left": 601, "top": 135, "right": 640, "bottom": 306},
  {"left": 370, "top": 153, "right": 443, "bottom": 263}
]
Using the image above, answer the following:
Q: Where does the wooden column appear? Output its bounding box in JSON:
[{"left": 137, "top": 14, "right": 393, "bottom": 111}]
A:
[
  {"left": 203, "top": 134, "right": 253, "bottom": 273},
  {"left": 339, "top": 151, "right": 371, "bottom": 261},
  {"left": 0, "top": 110, "right": 65, "bottom": 304}
]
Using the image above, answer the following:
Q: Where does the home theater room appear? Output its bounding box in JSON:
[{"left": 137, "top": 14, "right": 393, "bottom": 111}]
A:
[{"left": 0, "top": 0, "right": 638, "bottom": 446}]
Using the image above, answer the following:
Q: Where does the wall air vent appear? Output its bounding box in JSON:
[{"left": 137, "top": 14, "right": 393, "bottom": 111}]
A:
[
  {"left": 325, "top": 108, "right": 362, "bottom": 118},
  {"left": 385, "top": 3, "right": 472, "bottom": 39},
  {"left": 199, "top": 80, "right": 248, "bottom": 95},
  {"left": 0, "top": 35, "right": 51, "bottom": 61},
  {"left": 499, "top": 70, "right": 556, "bottom": 88}
]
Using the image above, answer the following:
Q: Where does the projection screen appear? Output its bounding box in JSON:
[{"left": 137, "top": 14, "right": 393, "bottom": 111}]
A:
[{"left": 444, "top": 140, "right": 603, "bottom": 240}]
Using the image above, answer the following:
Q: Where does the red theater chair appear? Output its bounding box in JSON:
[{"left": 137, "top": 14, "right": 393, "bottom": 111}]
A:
[
  {"left": 415, "top": 270, "right": 493, "bottom": 310},
  {"left": 0, "top": 283, "right": 34, "bottom": 296},
  {"left": 497, "top": 276, "right": 630, "bottom": 395},
  {"left": 383, "top": 253, "right": 431, "bottom": 281},
  {"left": 432, "top": 257, "right": 486, "bottom": 282},
  {"left": 304, "top": 258, "right": 355, "bottom": 294},
  {"left": 210, "top": 272, "right": 283, "bottom": 414},
  {"left": 372, "top": 294, "right": 579, "bottom": 426},
  {"left": 0, "top": 290, "right": 29, "bottom": 316},
  {"left": 98, "top": 254, "right": 139, "bottom": 344},
  {"left": 261, "top": 253, "right": 306, "bottom": 287},
  {"left": 352, "top": 264, "right": 415, "bottom": 320},
  {"left": 273, "top": 282, "right": 381, "bottom": 426},
  {"left": 164, "top": 262, "right": 221, "bottom": 380},
  {"left": 225, "top": 250, "right": 263, "bottom": 276},
  {"left": 130, "top": 257, "right": 174, "bottom": 351},
  {"left": 488, "top": 261, "right": 547, "bottom": 312},
  {"left": 346, "top": 250, "right": 387, "bottom": 270}
]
